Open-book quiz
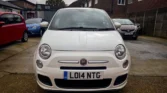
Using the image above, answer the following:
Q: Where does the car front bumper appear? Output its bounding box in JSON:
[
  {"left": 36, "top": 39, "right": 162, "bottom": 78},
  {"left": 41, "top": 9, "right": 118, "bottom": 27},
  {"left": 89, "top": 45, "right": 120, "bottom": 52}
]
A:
[
  {"left": 27, "top": 28, "right": 40, "bottom": 35},
  {"left": 119, "top": 30, "right": 138, "bottom": 37},
  {"left": 34, "top": 51, "right": 131, "bottom": 91}
]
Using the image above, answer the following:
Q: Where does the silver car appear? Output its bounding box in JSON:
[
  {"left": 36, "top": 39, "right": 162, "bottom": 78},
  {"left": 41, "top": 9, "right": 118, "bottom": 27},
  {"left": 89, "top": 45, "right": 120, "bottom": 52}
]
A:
[{"left": 113, "top": 19, "right": 138, "bottom": 40}]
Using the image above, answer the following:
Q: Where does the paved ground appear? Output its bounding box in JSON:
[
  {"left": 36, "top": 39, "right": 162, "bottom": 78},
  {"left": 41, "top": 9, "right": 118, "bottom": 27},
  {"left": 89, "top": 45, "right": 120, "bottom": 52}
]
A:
[{"left": 0, "top": 36, "right": 167, "bottom": 93}]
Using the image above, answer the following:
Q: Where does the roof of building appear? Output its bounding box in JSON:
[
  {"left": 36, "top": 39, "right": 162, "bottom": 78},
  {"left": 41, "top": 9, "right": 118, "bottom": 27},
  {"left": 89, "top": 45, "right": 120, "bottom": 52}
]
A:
[
  {"left": 0, "top": 1, "right": 22, "bottom": 9},
  {"left": 0, "top": 11, "right": 22, "bottom": 15}
]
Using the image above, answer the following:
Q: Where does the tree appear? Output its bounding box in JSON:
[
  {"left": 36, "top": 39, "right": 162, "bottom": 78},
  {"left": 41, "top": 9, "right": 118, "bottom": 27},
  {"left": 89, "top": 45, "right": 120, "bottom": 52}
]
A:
[
  {"left": 69, "top": 0, "right": 89, "bottom": 7},
  {"left": 46, "top": 0, "right": 66, "bottom": 7}
]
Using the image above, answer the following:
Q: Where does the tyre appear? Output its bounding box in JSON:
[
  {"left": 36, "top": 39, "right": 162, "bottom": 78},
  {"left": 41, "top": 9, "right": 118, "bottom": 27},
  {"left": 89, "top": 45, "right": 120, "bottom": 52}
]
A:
[
  {"left": 132, "top": 36, "right": 138, "bottom": 40},
  {"left": 21, "top": 31, "right": 28, "bottom": 42},
  {"left": 132, "top": 33, "right": 138, "bottom": 40}
]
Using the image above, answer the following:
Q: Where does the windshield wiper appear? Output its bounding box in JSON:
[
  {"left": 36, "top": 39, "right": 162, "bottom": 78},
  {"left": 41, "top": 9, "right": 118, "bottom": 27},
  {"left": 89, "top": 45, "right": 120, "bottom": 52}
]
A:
[
  {"left": 57, "top": 27, "right": 97, "bottom": 30},
  {"left": 97, "top": 28, "right": 115, "bottom": 31}
]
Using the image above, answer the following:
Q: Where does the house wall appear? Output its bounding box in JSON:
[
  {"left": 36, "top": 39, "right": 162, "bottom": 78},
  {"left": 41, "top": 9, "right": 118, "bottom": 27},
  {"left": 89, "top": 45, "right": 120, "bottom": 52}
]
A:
[
  {"left": 127, "top": 0, "right": 167, "bottom": 13},
  {"left": 9, "top": 1, "right": 36, "bottom": 19},
  {"left": 10, "top": 1, "right": 36, "bottom": 9},
  {"left": 91, "top": 0, "right": 127, "bottom": 18},
  {"left": 112, "top": 0, "right": 127, "bottom": 18}
]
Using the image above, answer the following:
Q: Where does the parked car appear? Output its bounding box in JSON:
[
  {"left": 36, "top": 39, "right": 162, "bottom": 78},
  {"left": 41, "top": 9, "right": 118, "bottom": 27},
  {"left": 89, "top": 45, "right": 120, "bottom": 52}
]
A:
[
  {"left": 134, "top": 23, "right": 141, "bottom": 31},
  {"left": 0, "top": 12, "right": 28, "bottom": 45},
  {"left": 112, "top": 19, "right": 138, "bottom": 40},
  {"left": 34, "top": 8, "right": 131, "bottom": 91},
  {"left": 26, "top": 18, "right": 48, "bottom": 36}
]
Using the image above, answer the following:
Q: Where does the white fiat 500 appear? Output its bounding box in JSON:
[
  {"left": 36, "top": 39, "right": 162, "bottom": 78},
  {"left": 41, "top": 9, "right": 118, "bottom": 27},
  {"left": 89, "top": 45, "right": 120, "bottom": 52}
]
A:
[{"left": 34, "top": 8, "right": 131, "bottom": 91}]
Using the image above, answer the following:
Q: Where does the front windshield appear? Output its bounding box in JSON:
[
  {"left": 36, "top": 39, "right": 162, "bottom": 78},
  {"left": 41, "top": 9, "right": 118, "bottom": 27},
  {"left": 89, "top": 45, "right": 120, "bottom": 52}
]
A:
[
  {"left": 26, "top": 18, "right": 42, "bottom": 24},
  {"left": 113, "top": 19, "right": 134, "bottom": 25},
  {"left": 49, "top": 9, "right": 114, "bottom": 31}
]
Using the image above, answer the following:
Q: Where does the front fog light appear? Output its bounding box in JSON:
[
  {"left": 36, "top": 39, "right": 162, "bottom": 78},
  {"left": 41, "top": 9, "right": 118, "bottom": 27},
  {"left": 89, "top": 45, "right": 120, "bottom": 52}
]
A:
[
  {"left": 123, "top": 60, "right": 129, "bottom": 68},
  {"left": 36, "top": 60, "right": 43, "bottom": 68}
]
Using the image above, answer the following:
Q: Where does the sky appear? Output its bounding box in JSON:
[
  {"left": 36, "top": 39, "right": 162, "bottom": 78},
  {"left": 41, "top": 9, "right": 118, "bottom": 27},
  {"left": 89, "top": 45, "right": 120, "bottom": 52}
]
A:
[
  {"left": 3, "top": 0, "right": 77, "bottom": 5},
  {"left": 63, "top": 0, "right": 77, "bottom": 5}
]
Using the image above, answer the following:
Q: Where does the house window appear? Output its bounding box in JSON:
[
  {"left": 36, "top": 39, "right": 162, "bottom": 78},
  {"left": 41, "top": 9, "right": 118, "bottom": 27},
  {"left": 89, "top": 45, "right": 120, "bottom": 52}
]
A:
[
  {"left": 118, "top": 0, "right": 126, "bottom": 5},
  {"left": 95, "top": 0, "right": 98, "bottom": 4},
  {"left": 128, "top": 0, "right": 133, "bottom": 4}
]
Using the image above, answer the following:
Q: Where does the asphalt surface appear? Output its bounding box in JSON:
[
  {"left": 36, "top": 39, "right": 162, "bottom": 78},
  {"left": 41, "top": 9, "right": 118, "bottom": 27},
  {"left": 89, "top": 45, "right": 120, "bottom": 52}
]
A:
[{"left": 0, "top": 36, "right": 167, "bottom": 93}]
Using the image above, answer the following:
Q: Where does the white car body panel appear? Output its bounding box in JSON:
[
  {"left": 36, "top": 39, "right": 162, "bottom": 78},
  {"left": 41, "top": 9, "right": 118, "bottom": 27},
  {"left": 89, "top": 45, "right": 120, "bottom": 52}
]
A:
[{"left": 40, "top": 30, "right": 124, "bottom": 51}]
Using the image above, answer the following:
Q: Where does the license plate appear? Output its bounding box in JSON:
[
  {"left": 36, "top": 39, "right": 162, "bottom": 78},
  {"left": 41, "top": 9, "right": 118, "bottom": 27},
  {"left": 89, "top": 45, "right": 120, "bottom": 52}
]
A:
[
  {"left": 64, "top": 71, "right": 104, "bottom": 80},
  {"left": 125, "top": 33, "right": 133, "bottom": 35}
]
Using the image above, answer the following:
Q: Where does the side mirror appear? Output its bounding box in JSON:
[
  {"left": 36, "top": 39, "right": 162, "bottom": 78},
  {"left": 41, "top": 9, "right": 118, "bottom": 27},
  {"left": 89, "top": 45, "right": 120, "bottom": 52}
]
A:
[
  {"left": 0, "top": 21, "right": 5, "bottom": 26},
  {"left": 114, "top": 22, "right": 121, "bottom": 29},
  {"left": 40, "top": 21, "right": 49, "bottom": 28}
]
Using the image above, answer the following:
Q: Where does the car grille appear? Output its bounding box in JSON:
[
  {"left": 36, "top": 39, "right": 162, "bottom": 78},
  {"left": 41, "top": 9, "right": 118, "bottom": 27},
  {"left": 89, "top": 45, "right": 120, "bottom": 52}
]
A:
[
  {"left": 38, "top": 74, "right": 52, "bottom": 86},
  {"left": 60, "top": 66, "right": 107, "bottom": 70},
  {"left": 121, "top": 30, "right": 134, "bottom": 32},
  {"left": 114, "top": 74, "right": 128, "bottom": 85},
  {"left": 55, "top": 79, "right": 111, "bottom": 89}
]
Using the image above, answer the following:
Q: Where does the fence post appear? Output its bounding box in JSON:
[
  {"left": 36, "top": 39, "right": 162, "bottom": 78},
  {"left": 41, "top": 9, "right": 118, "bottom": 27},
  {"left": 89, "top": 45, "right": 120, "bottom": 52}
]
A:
[
  {"left": 142, "top": 12, "right": 146, "bottom": 34},
  {"left": 160, "top": 13, "right": 164, "bottom": 37},
  {"left": 153, "top": 9, "right": 159, "bottom": 36},
  {"left": 135, "top": 13, "right": 137, "bottom": 23}
]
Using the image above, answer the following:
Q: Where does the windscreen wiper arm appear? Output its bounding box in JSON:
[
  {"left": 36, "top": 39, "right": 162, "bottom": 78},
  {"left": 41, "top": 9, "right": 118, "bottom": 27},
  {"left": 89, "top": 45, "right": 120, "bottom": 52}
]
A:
[{"left": 97, "top": 28, "right": 115, "bottom": 31}]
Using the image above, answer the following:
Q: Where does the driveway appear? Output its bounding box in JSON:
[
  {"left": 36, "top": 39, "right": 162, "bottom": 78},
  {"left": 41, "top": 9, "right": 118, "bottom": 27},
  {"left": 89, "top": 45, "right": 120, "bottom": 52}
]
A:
[{"left": 0, "top": 36, "right": 167, "bottom": 93}]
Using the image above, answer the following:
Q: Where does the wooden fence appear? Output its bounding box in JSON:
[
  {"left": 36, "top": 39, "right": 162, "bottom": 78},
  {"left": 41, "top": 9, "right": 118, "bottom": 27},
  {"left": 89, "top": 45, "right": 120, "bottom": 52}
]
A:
[{"left": 128, "top": 7, "right": 167, "bottom": 38}]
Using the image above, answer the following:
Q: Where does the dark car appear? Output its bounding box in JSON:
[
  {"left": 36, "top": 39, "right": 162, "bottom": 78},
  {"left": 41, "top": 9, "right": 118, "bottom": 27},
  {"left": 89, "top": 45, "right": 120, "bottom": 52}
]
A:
[
  {"left": 113, "top": 19, "right": 138, "bottom": 40},
  {"left": 0, "top": 12, "right": 28, "bottom": 45},
  {"left": 26, "top": 18, "right": 48, "bottom": 36}
]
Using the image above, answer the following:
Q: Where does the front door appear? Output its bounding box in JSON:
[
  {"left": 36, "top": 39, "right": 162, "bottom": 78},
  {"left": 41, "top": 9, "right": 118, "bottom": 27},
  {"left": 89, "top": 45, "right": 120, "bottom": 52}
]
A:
[
  {"left": 13, "top": 14, "right": 25, "bottom": 40},
  {"left": 0, "top": 14, "right": 16, "bottom": 45}
]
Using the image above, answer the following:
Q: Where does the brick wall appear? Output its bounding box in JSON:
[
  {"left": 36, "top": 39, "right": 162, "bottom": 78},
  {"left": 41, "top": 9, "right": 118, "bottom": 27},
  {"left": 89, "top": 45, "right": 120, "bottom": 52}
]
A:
[
  {"left": 127, "top": 0, "right": 167, "bottom": 13},
  {"left": 92, "top": 0, "right": 127, "bottom": 17},
  {"left": 112, "top": 0, "right": 127, "bottom": 18}
]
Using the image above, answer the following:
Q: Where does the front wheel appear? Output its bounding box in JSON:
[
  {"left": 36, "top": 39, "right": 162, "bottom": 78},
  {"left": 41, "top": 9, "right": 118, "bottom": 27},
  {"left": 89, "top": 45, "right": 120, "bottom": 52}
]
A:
[
  {"left": 132, "top": 33, "right": 138, "bottom": 40},
  {"left": 132, "top": 35, "right": 138, "bottom": 40},
  {"left": 21, "top": 31, "right": 28, "bottom": 42}
]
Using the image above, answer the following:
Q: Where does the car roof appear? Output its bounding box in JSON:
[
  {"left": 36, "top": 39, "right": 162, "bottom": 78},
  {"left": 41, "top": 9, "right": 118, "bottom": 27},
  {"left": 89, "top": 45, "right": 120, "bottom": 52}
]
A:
[
  {"left": 0, "top": 12, "right": 21, "bottom": 15},
  {"left": 0, "top": 12, "right": 5, "bottom": 15},
  {"left": 27, "top": 18, "right": 42, "bottom": 19},
  {"left": 59, "top": 8, "right": 104, "bottom": 12},
  {"left": 113, "top": 18, "right": 130, "bottom": 20},
  {"left": 0, "top": 12, "right": 23, "bottom": 18}
]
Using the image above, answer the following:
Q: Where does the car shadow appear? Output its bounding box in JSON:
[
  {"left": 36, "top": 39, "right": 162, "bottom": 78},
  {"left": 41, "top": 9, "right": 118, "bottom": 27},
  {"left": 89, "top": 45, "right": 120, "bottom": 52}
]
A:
[
  {"left": 28, "top": 34, "right": 41, "bottom": 38},
  {"left": 45, "top": 90, "right": 122, "bottom": 93},
  {"left": 0, "top": 41, "right": 21, "bottom": 50}
]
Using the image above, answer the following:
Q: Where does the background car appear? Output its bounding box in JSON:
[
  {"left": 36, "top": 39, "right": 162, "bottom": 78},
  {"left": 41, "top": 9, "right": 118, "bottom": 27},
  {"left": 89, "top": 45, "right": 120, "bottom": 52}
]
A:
[
  {"left": 26, "top": 18, "right": 48, "bottom": 36},
  {"left": 113, "top": 19, "right": 138, "bottom": 40},
  {"left": 0, "top": 12, "right": 28, "bottom": 46}
]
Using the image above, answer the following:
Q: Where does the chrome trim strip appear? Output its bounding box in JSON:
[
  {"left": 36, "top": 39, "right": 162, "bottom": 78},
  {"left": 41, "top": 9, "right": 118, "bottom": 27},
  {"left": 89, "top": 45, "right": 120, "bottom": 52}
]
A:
[
  {"left": 88, "top": 60, "right": 109, "bottom": 63},
  {"left": 58, "top": 61, "right": 79, "bottom": 64}
]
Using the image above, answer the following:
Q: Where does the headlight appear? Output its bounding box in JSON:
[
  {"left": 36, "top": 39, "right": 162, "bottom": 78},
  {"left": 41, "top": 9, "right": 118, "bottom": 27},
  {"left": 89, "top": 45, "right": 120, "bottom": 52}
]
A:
[
  {"left": 32, "top": 26, "right": 37, "bottom": 29},
  {"left": 39, "top": 44, "right": 52, "bottom": 59},
  {"left": 115, "top": 44, "right": 126, "bottom": 60}
]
